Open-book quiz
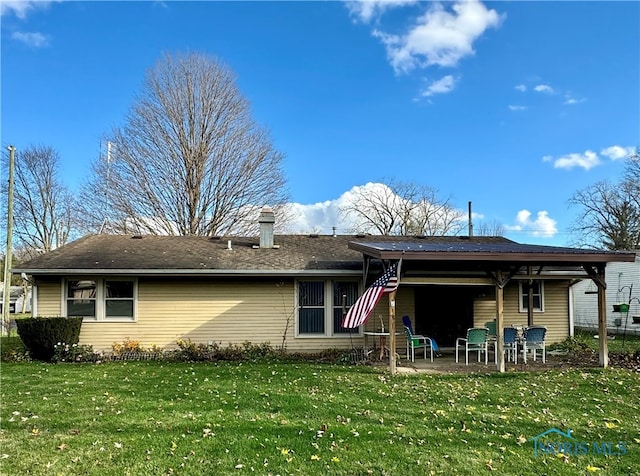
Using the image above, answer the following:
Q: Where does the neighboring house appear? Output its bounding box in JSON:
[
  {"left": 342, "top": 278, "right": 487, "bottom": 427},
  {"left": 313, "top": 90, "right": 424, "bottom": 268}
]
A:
[
  {"left": 572, "top": 251, "right": 640, "bottom": 335},
  {"left": 13, "top": 210, "right": 635, "bottom": 357},
  {"left": 0, "top": 285, "right": 32, "bottom": 314}
]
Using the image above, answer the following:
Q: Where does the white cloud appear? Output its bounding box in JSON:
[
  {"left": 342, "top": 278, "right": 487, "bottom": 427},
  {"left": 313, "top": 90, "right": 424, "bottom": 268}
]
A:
[
  {"left": 508, "top": 104, "right": 526, "bottom": 111},
  {"left": 564, "top": 96, "right": 585, "bottom": 105},
  {"left": 281, "top": 183, "right": 386, "bottom": 234},
  {"left": 1, "top": 0, "right": 57, "bottom": 18},
  {"left": 551, "top": 150, "right": 600, "bottom": 170},
  {"left": 12, "top": 31, "right": 49, "bottom": 47},
  {"left": 345, "top": 0, "right": 417, "bottom": 24},
  {"left": 506, "top": 210, "right": 557, "bottom": 238},
  {"left": 600, "top": 145, "right": 635, "bottom": 160},
  {"left": 514, "top": 84, "right": 526, "bottom": 92},
  {"left": 533, "top": 84, "right": 554, "bottom": 94},
  {"left": 420, "top": 75, "right": 457, "bottom": 97},
  {"left": 373, "top": 0, "right": 503, "bottom": 74}
]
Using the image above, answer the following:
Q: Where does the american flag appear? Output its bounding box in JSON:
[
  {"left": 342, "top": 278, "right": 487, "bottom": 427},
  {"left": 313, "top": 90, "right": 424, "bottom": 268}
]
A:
[{"left": 341, "top": 261, "right": 400, "bottom": 329}]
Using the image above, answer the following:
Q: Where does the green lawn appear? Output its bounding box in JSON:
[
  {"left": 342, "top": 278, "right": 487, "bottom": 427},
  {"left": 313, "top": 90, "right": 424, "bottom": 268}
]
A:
[{"left": 1, "top": 361, "right": 639, "bottom": 475}]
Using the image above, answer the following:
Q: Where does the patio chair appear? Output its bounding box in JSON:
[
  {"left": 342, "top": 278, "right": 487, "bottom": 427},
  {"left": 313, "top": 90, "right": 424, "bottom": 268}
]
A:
[
  {"left": 503, "top": 326, "right": 519, "bottom": 364},
  {"left": 402, "top": 316, "right": 440, "bottom": 353},
  {"left": 455, "top": 327, "right": 490, "bottom": 365},
  {"left": 403, "top": 325, "right": 434, "bottom": 362},
  {"left": 521, "top": 326, "right": 547, "bottom": 363},
  {"left": 485, "top": 320, "right": 497, "bottom": 337}
]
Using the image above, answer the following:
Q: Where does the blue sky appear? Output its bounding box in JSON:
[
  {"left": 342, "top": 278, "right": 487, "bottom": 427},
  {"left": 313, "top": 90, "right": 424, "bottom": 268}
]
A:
[{"left": 2, "top": 0, "right": 638, "bottom": 246}]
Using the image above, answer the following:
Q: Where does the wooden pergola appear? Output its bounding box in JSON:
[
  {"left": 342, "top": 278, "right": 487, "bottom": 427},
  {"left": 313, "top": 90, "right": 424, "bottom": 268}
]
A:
[{"left": 348, "top": 239, "right": 637, "bottom": 374}]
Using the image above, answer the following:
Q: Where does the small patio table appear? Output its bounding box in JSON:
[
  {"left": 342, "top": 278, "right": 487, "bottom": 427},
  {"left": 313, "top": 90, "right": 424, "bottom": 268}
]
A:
[{"left": 363, "top": 331, "right": 403, "bottom": 360}]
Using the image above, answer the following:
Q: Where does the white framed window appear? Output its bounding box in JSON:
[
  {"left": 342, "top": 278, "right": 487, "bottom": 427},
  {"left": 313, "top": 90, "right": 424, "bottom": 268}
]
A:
[
  {"left": 519, "top": 280, "right": 544, "bottom": 313},
  {"left": 296, "top": 280, "right": 360, "bottom": 337},
  {"left": 65, "top": 278, "right": 137, "bottom": 321}
]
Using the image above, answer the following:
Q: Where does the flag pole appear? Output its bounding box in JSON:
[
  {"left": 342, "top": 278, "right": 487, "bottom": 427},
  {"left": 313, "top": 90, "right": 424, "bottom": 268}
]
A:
[
  {"left": 388, "top": 258, "right": 402, "bottom": 375},
  {"left": 388, "top": 288, "right": 397, "bottom": 375}
]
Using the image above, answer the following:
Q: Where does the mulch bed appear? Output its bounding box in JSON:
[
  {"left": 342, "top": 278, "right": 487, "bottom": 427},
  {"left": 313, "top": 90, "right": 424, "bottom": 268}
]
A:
[{"left": 561, "top": 349, "right": 640, "bottom": 372}]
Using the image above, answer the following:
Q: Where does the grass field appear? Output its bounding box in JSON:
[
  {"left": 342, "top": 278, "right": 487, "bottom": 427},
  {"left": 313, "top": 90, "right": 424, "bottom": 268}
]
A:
[{"left": 1, "top": 361, "right": 639, "bottom": 475}]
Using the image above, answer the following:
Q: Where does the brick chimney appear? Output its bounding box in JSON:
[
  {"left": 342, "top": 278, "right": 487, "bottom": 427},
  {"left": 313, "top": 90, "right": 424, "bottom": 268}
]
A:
[{"left": 259, "top": 206, "right": 275, "bottom": 248}]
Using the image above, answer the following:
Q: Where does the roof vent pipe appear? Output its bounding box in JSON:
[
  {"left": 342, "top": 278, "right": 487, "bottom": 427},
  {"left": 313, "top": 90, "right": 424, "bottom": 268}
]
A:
[{"left": 259, "top": 206, "right": 275, "bottom": 248}]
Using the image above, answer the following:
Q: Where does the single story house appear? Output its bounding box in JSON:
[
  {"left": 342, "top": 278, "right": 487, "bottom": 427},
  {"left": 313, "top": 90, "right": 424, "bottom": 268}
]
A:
[{"left": 13, "top": 209, "right": 636, "bottom": 371}]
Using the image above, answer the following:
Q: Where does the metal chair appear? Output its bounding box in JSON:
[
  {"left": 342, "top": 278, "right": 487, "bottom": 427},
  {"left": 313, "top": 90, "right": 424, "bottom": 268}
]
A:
[
  {"left": 521, "top": 326, "right": 547, "bottom": 363},
  {"left": 503, "top": 326, "right": 519, "bottom": 364},
  {"left": 455, "top": 327, "right": 489, "bottom": 365},
  {"left": 403, "top": 325, "right": 433, "bottom": 362}
]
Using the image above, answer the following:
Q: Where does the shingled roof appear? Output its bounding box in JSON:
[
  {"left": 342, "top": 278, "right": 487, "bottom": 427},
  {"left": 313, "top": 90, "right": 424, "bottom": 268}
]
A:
[
  {"left": 13, "top": 234, "right": 513, "bottom": 276},
  {"left": 14, "top": 234, "right": 634, "bottom": 277}
]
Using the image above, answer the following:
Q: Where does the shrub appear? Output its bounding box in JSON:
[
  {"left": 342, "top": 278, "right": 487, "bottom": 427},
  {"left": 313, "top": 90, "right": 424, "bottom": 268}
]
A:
[
  {"left": 112, "top": 338, "right": 144, "bottom": 354},
  {"left": 52, "top": 342, "right": 102, "bottom": 363},
  {"left": 15, "top": 317, "right": 83, "bottom": 361}
]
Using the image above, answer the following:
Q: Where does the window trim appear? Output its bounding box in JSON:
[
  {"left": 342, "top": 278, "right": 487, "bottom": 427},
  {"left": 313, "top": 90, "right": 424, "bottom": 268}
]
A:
[
  {"left": 63, "top": 277, "right": 138, "bottom": 322},
  {"left": 295, "top": 279, "right": 362, "bottom": 338},
  {"left": 518, "top": 280, "right": 544, "bottom": 313}
]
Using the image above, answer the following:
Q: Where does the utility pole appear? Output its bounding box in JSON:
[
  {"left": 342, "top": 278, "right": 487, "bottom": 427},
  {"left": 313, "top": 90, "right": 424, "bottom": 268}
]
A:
[{"left": 3, "top": 146, "right": 16, "bottom": 335}]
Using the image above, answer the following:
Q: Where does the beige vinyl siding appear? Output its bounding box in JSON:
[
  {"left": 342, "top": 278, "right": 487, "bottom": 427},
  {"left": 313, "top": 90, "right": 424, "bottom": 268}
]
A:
[
  {"left": 361, "top": 287, "right": 415, "bottom": 333},
  {"left": 79, "top": 279, "right": 291, "bottom": 351},
  {"left": 76, "top": 278, "right": 377, "bottom": 353},
  {"left": 34, "top": 278, "right": 62, "bottom": 316},
  {"left": 473, "top": 281, "right": 570, "bottom": 343}
]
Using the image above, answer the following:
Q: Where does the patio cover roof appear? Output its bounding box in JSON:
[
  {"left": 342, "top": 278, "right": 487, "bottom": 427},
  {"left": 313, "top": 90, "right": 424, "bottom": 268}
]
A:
[
  {"left": 348, "top": 239, "right": 636, "bottom": 374},
  {"left": 348, "top": 239, "right": 637, "bottom": 265}
]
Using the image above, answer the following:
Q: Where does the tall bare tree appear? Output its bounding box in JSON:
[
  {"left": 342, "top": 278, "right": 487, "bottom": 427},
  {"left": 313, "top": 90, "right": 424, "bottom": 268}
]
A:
[
  {"left": 80, "top": 52, "right": 288, "bottom": 236},
  {"left": 569, "top": 153, "right": 640, "bottom": 250},
  {"left": 474, "top": 220, "right": 506, "bottom": 237},
  {"left": 340, "top": 181, "right": 464, "bottom": 236},
  {"left": 10, "top": 145, "right": 74, "bottom": 256}
]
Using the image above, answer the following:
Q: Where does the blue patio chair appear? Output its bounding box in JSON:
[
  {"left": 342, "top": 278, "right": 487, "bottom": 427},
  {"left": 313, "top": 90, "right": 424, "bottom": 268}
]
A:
[
  {"left": 403, "top": 326, "right": 433, "bottom": 362},
  {"left": 503, "top": 326, "right": 519, "bottom": 364},
  {"left": 455, "top": 327, "right": 490, "bottom": 365},
  {"left": 521, "top": 326, "right": 547, "bottom": 363},
  {"left": 402, "top": 315, "right": 440, "bottom": 353}
]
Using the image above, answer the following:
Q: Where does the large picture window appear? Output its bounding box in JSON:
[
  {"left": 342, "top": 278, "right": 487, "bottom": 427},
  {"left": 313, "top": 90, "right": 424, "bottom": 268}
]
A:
[
  {"left": 519, "top": 280, "right": 544, "bottom": 312},
  {"left": 297, "top": 280, "right": 359, "bottom": 337},
  {"left": 65, "top": 278, "right": 136, "bottom": 321}
]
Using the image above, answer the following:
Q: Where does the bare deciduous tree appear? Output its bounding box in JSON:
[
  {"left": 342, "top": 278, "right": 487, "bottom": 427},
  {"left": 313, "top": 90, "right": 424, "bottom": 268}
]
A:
[
  {"left": 474, "top": 220, "right": 506, "bottom": 237},
  {"left": 81, "top": 52, "right": 289, "bottom": 236},
  {"left": 569, "top": 155, "right": 640, "bottom": 250},
  {"left": 339, "top": 180, "right": 465, "bottom": 236},
  {"left": 11, "top": 145, "right": 74, "bottom": 256}
]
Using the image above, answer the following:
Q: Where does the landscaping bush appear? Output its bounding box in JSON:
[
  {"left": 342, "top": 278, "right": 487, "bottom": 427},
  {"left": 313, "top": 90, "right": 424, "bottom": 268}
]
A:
[{"left": 15, "top": 317, "right": 83, "bottom": 361}]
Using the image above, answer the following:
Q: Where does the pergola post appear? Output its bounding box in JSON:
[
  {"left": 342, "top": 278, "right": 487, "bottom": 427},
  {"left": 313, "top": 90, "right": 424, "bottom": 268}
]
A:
[
  {"left": 596, "top": 266, "right": 608, "bottom": 368},
  {"left": 495, "top": 271, "right": 505, "bottom": 373}
]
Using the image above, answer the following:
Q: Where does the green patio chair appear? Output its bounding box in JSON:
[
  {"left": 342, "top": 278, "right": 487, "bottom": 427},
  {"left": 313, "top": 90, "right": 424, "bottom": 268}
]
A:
[
  {"left": 455, "top": 327, "right": 490, "bottom": 365},
  {"left": 404, "top": 325, "right": 433, "bottom": 362}
]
